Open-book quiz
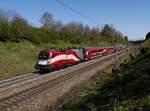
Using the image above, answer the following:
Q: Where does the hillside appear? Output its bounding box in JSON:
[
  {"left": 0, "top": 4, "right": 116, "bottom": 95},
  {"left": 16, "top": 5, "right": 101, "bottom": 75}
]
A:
[{"left": 63, "top": 42, "right": 150, "bottom": 111}]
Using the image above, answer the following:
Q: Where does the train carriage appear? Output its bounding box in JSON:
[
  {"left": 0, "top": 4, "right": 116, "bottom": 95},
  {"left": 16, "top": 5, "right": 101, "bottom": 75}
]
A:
[
  {"left": 35, "top": 46, "right": 125, "bottom": 73},
  {"left": 84, "top": 48, "right": 107, "bottom": 60}
]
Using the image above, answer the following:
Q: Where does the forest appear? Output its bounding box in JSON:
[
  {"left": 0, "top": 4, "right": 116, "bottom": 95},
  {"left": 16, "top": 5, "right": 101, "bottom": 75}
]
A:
[{"left": 0, "top": 10, "right": 128, "bottom": 46}]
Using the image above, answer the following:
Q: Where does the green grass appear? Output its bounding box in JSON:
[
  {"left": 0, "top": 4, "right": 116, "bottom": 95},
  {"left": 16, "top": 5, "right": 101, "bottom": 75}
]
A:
[
  {"left": 0, "top": 40, "right": 75, "bottom": 80},
  {"left": 62, "top": 46, "right": 150, "bottom": 111},
  {"left": 0, "top": 41, "right": 37, "bottom": 79}
]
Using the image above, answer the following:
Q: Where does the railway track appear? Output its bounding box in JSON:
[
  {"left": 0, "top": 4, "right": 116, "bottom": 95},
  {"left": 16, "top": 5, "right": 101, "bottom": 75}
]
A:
[
  {"left": 0, "top": 49, "right": 127, "bottom": 111},
  {"left": 0, "top": 52, "right": 113, "bottom": 93},
  {"left": 0, "top": 56, "right": 103, "bottom": 96},
  {"left": 0, "top": 57, "right": 101, "bottom": 90},
  {"left": 0, "top": 73, "right": 39, "bottom": 89}
]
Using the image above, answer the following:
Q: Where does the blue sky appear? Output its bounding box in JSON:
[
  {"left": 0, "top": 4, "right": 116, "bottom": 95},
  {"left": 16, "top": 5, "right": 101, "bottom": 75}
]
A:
[{"left": 0, "top": 0, "right": 150, "bottom": 40}]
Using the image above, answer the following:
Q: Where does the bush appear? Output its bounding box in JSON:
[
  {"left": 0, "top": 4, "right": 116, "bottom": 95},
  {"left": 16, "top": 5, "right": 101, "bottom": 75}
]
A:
[{"left": 140, "top": 47, "right": 149, "bottom": 54}]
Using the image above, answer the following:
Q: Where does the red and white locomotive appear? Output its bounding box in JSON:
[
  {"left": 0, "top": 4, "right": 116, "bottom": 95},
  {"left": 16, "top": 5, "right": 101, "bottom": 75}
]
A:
[{"left": 35, "top": 46, "right": 125, "bottom": 73}]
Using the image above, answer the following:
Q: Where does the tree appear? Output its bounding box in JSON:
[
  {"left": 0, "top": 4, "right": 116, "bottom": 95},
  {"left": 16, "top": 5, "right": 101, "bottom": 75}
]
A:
[
  {"left": 90, "top": 27, "right": 100, "bottom": 38},
  {"left": 101, "top": 24, "right": 115, "bottom": 38},
  {"left": 145, "top": 32, "right": 150, "bottom": 40},
  {"left": 84, "top": 25, "right": 90, "bottom": 36},
  {"left": 0, "top": 9, "right": 10, "bottom": 23},
  {"left": 40, "top": 12, "right": 54, "bottom": 29},
  {"left": 0, "top": 10, "right": 11, "bottom": 41},
  {"left": 10, "top": 13, "right": 29, "bottom": 41},
  {"left": 11, "top": 13, "right": 29, "bottom": 29},
  {"left": 51, "top": 20, "right": 63, "bottom": 32},
  {"left": 124, "top": 36, "right": 128, "bottom": 41}
]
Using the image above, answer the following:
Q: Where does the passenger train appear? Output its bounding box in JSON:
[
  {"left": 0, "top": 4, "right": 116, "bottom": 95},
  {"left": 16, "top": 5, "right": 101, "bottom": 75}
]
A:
[{"left": 35, "top": 46, "right": 125, "bottom": 73}]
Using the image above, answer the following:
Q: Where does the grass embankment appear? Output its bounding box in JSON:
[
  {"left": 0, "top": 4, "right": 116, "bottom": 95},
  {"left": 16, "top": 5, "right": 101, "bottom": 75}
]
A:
[
  {"left": 63, "top": 46, "right": 150, "bottom": 111},
  {"left": 0, "top": 41, "right": 37, "bottom": 79},
  {"left": 0, "top": 40, "right": 75, "bottom": 80}
]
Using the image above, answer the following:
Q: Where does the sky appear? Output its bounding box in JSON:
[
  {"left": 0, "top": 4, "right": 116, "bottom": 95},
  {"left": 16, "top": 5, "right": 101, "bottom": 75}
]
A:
[{"left": 0, "top": 0, "right": 150, "bottom": 40}]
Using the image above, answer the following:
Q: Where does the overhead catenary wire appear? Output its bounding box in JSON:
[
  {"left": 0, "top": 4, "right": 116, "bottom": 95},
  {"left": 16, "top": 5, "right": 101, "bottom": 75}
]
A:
[{"left": 55, "top": 0, "right": 99, "bottom": 25}]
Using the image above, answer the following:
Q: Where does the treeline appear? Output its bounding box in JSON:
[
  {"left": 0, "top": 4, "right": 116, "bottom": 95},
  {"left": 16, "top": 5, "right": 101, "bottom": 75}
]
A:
[{"left": 0, "top": 10, "right": 128, "bottom": 45}]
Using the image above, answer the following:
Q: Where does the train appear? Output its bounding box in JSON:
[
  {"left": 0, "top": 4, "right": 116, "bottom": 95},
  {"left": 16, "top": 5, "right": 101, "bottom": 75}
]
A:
[{"left": 35, "top": 46, "right": 125, "bottom": 73}]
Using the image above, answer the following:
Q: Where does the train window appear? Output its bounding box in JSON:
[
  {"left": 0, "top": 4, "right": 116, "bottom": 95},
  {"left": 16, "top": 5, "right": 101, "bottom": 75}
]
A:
[
  {"left": 38, "top": 52, "right": 49, "bottom": 60},
  {"left": 88, "top": 51, "right": 97, "bottom": 54}
]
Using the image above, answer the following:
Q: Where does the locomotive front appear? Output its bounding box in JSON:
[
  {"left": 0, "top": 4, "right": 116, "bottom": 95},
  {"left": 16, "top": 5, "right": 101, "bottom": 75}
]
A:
[{"left": 35, "top": 50, "right": 52, "bottom": 72}]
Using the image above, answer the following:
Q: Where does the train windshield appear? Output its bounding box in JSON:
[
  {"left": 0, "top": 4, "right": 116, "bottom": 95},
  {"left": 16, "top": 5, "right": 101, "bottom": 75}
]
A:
[{"left": 38, "top": 51, "right": 49, "bottom": 60}]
